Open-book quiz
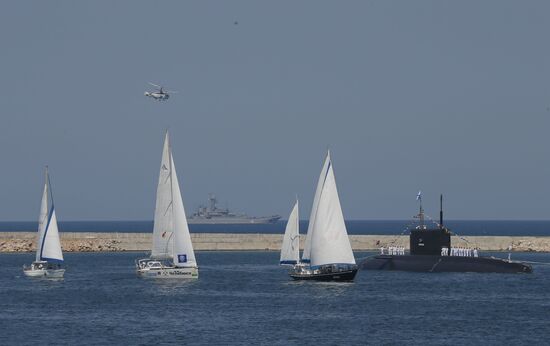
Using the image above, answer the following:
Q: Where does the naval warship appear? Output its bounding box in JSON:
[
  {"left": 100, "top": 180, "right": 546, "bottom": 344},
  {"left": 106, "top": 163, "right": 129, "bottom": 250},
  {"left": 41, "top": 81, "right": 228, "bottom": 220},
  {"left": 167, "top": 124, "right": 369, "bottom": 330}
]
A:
[
  {"left": 187, "top": 194, "right": 281, "bottom": 224},
  {"left": 360, "top": 194, "right": 532, "bottom": 274}
]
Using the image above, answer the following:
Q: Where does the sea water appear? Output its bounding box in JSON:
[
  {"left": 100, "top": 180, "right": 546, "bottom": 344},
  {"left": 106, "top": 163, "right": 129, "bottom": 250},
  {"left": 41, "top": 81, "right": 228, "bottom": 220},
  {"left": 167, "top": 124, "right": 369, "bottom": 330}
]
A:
[
  {"left": 2, "top": 220, "right": 550, "bottom": 235},
  {"left": 0, "top": 251, "right": 549, "bottom": 345}
]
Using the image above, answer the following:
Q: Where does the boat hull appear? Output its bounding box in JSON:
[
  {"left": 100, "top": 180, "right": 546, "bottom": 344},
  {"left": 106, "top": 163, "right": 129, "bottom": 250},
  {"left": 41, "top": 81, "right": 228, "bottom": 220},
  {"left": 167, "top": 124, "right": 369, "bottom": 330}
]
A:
[
  {"left": 290, "top": 268, "right": 358, "bottom": 281},
  {"left": 137, "top": 266, "right": 198, "bottom": 279},
  {"left": 23, "top": 268, "right": 65, "bottom": 278},
  {"left": 360, "top": 254, "right": 532, "bottom": 274}
]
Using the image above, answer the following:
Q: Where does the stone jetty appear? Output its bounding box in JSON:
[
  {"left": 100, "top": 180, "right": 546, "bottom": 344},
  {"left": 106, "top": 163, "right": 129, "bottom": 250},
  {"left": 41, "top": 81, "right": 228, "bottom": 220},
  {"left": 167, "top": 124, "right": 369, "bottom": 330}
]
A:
[{"left": 1, "top": 232, "right": 550, "bottom": 253}]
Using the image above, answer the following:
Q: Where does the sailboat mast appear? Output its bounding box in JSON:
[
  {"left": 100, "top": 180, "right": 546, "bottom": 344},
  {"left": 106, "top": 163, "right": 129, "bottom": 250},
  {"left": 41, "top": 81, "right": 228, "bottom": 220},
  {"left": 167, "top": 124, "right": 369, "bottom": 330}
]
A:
[
  {"left": 297, "top": 196, "right": 301, "bottom": 263},
  {"left": 302, "top": 151, "right": 331, "bottom": 264},
  {"left": 310, "top": 152, "right": 330, "bottom": 234},
  {"left": 44, "top": 166, "right": 49, "bottom": 209},
  {"left": 36, "top": 166, "right": 50, "bottom": 262},
  {"left": 46, "top": 166, "right": 54, "bottom": 208},
  {"left": 167, "top": 132, "right": 176, "bottom": 257},
  {"left": 295, "top": 194, "right": 299, "bottom": 238}
]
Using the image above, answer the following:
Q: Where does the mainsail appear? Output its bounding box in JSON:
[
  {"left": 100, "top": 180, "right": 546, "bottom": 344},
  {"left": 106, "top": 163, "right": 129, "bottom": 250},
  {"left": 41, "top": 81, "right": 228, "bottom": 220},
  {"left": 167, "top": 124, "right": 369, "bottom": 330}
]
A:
[
  {"left": 151, "top": 133, "right": 174, "bottom": 259},
  {"left": 36, "top": 168, "right": 63, "bottom": 262},
  {"left": 35, "top": 171, "right": 49, "bottom": 262},
  {"left": 170, "top": 153, "right": 196, "bottom": 267},
  {"left": 280, "top": 199, "right": 299, "bottom": 265},
  {"left": 41, "top": 209, "right": 63, "bottom": 262},
  {"left": 151, "top": 132, "right": 196, "bottom": 267},
  {"left": 309, "top": 153, "right": 355, "bottom": 268},
  {"left": 301, "top": 153, "right": 331, "bottom": 263}
]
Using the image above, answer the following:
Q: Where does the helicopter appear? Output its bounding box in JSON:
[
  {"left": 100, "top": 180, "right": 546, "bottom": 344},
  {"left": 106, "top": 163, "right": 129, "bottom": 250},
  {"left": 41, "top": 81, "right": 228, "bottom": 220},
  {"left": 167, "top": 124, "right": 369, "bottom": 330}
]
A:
[{"left": 144, "top": 82, "right": 177, "bottom": 101}]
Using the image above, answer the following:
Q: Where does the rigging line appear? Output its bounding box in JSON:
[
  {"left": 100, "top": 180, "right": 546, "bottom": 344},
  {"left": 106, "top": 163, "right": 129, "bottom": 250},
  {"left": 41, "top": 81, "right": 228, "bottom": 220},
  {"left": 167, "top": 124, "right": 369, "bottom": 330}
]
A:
[
  {"left": 424, "top": 213, "right": 475, "bottom": 247},
  {"left": 387, "top": 210, "right": 444, "bottom": 247},
  {"left": 387, "top": 220, "right": 416, "bottom": 246},
  {"left": 45, "top": 166, "right": 55, "bottom": 209},
  {"left": 163, "top": 231, "right": 175, "bottom": 260},
  {"left": 39, "top": 168, "right": 49, "bottom": 227},
  {"left": 167, "top": 133, "right": 176, "bottom": 260},
  {"left": 303, "top": 155, "right": 331, "bottom": 261},
  {"left": 429, "top": 258, "right": 442, "bottom": 272},
  {"left": 423, "top": 213, "right": 443, "bottom": 229},
  {"left": 163, "top": 201, "right": 173, "bottom": 216},
  {"left": 521, "top": 260, "right": 550, "bottom": 265}
]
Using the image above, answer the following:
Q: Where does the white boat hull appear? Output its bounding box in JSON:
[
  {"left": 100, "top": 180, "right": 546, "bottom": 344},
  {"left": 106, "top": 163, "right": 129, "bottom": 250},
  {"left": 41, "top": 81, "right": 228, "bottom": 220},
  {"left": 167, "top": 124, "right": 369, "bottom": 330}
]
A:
[
  {"left": 23, "top": 268, "right": 65, "bottom": 278},
  {"left": 136, "top": 259, "right": 198, "bottom": 279},
  {"left": 137, "top": 266, "right": 198, "bottom": 279}
]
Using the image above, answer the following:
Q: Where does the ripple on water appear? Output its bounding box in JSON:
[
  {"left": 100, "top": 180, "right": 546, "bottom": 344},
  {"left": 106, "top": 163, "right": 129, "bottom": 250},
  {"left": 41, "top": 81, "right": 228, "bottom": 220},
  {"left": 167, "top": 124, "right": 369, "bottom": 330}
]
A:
[{"left": 0, "top": 251, "right": 549, "bottom": 345}]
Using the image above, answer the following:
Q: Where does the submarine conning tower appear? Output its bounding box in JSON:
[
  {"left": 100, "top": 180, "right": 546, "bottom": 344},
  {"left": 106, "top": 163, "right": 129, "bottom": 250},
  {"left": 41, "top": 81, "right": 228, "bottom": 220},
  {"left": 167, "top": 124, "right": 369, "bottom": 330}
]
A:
[{"left": 410, "top": 194, "right": 451, "bottom": 256}]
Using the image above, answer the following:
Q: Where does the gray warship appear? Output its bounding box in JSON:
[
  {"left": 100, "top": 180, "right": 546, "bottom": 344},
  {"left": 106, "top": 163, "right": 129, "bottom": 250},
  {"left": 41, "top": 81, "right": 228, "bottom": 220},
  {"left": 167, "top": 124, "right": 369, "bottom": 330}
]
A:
[{"left": 187, "top": 194, "right": 281, "bottom": 224}]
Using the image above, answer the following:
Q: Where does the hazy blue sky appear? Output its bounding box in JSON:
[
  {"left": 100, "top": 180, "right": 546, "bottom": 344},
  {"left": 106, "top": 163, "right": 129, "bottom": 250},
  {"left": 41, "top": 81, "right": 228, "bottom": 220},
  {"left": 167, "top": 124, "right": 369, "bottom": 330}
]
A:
[{"left": 1, "top": 1, "right": 549, "bottom": 221}]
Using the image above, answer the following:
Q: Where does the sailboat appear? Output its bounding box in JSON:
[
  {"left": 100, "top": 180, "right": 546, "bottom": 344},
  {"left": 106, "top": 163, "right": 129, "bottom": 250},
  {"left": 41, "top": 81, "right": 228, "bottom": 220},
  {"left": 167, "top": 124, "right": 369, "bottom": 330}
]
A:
[
  {"left": 136, "top": 131, "right": 198, "bottom": 278},
  {"left": 280, "top": 198, "right": 300, "bottom": 266},
  {"left": 23, "top": 167, "right": 65, "bottom": 278},
  {"left": 289, "top": 151, "right": 358, "bottom": 281}
]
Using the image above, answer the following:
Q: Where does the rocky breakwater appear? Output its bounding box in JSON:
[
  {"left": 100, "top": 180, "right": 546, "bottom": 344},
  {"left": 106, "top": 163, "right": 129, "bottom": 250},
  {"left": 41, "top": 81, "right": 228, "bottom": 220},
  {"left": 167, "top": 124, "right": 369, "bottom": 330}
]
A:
[
  {"left": 0, "top": 232, "right": 281, "bottom": 252},
  {"left": 0, "top": 232, "right": 149, "bottom": 253},
  {"left": 1, "top": 232, "right": 550, "bottom": 252},
  {"left": 350, "top": 235, "right": 550, "bottom": 252}
]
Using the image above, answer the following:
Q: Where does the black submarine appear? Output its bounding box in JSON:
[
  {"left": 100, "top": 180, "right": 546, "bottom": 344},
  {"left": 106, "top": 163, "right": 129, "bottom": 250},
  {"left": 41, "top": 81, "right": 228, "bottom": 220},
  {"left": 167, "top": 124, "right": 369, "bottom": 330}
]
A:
[{"left": 360, "top": 194, "right": 532, "bottom": 274}]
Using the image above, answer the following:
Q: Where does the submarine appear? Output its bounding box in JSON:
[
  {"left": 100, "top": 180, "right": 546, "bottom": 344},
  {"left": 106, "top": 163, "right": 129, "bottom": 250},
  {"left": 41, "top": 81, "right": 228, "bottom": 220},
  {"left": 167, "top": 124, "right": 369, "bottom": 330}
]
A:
[{"left": 360, "top": 194, "right": 532, "bottom": 274}]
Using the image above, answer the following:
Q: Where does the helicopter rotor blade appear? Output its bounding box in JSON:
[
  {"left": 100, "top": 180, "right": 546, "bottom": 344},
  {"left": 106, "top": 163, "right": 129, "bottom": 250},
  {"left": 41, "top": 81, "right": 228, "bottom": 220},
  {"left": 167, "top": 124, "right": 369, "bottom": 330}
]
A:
[
  {"left": 165, "top": 90, "right": 178, "bottom": 94},
  {"left": 148, "top": 82, "right": 162, "bottom": 89}
]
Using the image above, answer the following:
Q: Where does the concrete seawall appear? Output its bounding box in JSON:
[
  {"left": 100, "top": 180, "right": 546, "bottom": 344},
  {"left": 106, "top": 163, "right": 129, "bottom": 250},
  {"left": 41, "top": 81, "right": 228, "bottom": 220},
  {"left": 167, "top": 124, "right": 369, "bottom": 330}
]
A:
[{"left": 2, "top": 232, "right": 550, "bottom": 252}]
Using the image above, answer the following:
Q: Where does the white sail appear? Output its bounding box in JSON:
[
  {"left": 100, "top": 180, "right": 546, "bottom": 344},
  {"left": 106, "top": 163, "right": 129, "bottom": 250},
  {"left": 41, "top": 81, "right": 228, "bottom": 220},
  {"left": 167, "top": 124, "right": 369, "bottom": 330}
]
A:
[
  {"left": 309, "top": 155, "right": 355, "bottom": 268},
  {"left": 151, "top": 131, "right": 197, "bottom": 267},
  {"left": 170, "top": 153, "right": 196, "bottom": 267},
  {"left": 302, "top": 153, "right": 331, "bottom": 263},
  {"left": 34, "top": 168, "right": 63, "bottom": 262},
  {"left": 35, "top": 170, "right": 49, "bottom": 262},
  {"left": 40, "top": 209, "right": 64, "bottom": 262},
  {"left": 280, "top": 199, "right": 299, "bottom": 265},
  {"left": 151, "top": 132, "right": 174, "bottom": 259}
]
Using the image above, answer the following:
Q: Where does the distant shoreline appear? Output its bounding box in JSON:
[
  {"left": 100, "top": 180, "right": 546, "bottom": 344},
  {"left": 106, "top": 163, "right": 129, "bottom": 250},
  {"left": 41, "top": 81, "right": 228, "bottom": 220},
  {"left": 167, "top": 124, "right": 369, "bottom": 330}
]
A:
[{"left": 2, "top": 232, "right": 550, "bottom": 253}]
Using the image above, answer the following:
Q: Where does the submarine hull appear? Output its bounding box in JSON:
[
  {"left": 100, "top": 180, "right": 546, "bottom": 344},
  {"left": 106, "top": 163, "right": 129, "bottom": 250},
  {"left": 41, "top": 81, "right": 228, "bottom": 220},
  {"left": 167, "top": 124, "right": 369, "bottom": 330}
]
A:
[{"left": 360, "top": 255, "right": 532, "bottom": 274}]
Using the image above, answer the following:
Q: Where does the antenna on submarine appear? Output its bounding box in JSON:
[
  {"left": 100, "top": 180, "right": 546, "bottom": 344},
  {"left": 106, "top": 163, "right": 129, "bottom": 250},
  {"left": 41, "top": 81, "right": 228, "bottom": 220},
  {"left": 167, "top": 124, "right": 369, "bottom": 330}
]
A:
[{"left": 440, "top": 194, "right": 444, "bottom": 229}]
